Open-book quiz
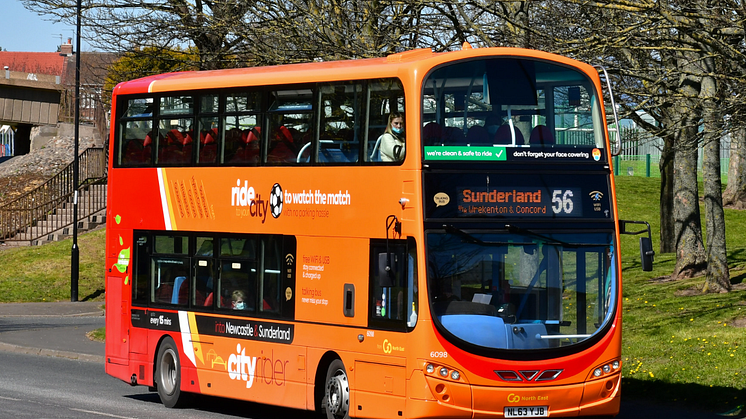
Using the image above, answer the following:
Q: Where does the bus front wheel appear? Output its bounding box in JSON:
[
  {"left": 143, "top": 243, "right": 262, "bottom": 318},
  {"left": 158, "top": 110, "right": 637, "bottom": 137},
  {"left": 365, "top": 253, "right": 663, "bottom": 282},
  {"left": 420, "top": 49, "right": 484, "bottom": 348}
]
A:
[
  {"left": 323, "top": 359, "right": 350, "bottom": 419},
  {"left": 155, "top": 337, "right": 186, "bottom": 408}
]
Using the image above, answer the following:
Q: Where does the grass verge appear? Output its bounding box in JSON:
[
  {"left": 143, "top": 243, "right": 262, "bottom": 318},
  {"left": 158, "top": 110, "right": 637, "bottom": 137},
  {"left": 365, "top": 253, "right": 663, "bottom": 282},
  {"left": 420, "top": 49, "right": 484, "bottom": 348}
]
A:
[
  {"left": 615, "top": 176, "right": 746, "bottom": 412},
  {"left": 0, "top": 228, "right": 106, "bottom": 302},
  {"left": 86, "top": 327, "right": 106, "bottom": 342}
]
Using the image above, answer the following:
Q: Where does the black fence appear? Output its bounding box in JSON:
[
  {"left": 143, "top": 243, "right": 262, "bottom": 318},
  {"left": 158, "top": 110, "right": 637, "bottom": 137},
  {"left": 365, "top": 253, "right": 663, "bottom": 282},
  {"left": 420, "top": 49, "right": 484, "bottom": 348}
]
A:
[{"left": 0, "top": 147, "right": 107, "bottom": 244}]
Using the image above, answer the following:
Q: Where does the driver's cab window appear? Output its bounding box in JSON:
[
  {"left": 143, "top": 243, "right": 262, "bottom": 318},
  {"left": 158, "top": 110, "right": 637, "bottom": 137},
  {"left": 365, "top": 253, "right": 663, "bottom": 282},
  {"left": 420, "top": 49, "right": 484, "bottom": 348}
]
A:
[{"left": 369, "top": 238, "right": 417, "bottom": 330}]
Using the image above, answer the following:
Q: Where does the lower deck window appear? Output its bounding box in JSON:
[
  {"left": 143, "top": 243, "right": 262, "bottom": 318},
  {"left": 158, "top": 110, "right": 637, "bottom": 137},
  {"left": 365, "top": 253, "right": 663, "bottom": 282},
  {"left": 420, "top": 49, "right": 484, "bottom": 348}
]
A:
[{"left": 132, "top": 231, "right": 296, "bottom": 320}]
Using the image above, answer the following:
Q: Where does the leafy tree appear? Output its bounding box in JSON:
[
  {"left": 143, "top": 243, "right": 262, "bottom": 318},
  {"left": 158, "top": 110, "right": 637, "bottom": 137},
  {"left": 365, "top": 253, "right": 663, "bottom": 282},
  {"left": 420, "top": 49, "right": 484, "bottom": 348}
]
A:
[
  {"left": 103, "top": 47, "right": 198, "bottom": 105},
  {"left": 22, "top": 0, "right": 256, "bottom": 70}
]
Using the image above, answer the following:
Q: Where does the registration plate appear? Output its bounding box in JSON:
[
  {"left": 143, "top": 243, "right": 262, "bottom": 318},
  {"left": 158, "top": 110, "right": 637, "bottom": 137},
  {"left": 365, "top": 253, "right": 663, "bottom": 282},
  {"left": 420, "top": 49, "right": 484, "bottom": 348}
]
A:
[{"left": 504, "top": 406, "right": 549, "bottom": 418}]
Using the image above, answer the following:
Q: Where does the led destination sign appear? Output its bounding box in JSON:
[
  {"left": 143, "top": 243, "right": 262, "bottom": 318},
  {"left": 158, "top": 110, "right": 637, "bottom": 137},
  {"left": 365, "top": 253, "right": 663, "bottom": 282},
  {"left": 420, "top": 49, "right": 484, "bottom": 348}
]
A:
[
  {"left": 458, "top": 187, "right": 582, "bottom": 217},
  {"left": 424, "top": 173, "right": 611, "bottom": 220}
]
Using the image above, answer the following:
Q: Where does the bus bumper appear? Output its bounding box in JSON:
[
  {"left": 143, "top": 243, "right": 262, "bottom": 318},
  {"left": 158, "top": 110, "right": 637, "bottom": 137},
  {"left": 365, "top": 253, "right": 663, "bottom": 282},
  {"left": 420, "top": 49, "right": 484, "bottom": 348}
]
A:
[{"left": 406, "top": 371, "right": 621, "bottom": 418}]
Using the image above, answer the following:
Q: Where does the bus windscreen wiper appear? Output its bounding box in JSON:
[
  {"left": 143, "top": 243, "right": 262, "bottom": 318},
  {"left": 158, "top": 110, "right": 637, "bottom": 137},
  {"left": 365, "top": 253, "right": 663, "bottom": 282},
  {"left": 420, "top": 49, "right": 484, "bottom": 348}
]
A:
[
  {"left": 442, "top": 224, "right": 531, "bottom": 246},
  {"left": 504, "top": 224, "right": 578, "bottom": 248},
  {"left": 443, "top": 224, "right": 486, "bottom": 245}
]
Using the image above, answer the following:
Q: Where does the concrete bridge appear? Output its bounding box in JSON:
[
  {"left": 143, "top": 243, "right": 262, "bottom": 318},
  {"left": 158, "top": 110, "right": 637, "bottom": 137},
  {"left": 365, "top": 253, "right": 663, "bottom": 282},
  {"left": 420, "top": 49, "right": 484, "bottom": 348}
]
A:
[{"left": 0, "top": 69, "right": 63, "bottom": 155}]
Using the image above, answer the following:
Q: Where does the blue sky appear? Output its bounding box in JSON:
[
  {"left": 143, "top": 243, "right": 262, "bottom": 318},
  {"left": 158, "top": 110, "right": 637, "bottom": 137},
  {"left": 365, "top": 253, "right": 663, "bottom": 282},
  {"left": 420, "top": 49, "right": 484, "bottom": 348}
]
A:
[{"left": 2, "top": 0, "right": 91, "bottom": 52}]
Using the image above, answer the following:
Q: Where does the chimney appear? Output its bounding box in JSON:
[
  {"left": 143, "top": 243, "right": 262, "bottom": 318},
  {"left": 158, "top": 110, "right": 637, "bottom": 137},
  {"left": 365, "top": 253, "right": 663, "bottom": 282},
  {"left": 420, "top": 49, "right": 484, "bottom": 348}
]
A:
[
  {"left": 4, "top": 66, "right": 8, "bottom": 79},
  {"left": 60, "top": 38, "right": 73, "bottom": 56}
]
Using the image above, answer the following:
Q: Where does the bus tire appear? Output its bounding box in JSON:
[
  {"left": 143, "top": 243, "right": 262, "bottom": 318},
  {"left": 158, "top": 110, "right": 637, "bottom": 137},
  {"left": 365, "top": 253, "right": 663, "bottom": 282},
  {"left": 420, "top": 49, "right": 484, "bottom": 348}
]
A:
[
  {"left": 155, "top": 337, "right": 186, "bottom": 408},
  {"left": 322, "top": 359, "right": 350, "bottom": 419}
]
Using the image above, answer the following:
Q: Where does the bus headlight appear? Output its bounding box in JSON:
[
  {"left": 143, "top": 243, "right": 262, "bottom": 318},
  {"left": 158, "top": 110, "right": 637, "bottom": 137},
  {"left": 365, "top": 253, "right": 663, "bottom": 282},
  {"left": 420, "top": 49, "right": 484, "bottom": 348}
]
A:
[
  {"left": 426, "top": 364, "right": 435, "bottom": 374},
  {"left": 439, "top": 367, "right": 449, "bottom": 377},
  {"left": 451, "top": 370, "right": 460, "bottom": 380},
  {"left": 590, "top": 359, "right": 621, "bottom": 380}
]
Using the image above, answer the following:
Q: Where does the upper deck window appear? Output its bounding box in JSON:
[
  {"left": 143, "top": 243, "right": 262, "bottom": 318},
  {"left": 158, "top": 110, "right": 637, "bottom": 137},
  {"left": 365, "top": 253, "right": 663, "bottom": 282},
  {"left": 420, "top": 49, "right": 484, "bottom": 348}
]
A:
[
  {"left": 118, "top": 98, "right": 154, "bottom": 166},
  {"left": 422, "top": 58, "right": 607, "bottom": 164},
  {"left": 267, "top": 89, "right": 313, "bottom": 164},
  {"left": 114, "top": 78, "right": 405, "bottom": 168}
]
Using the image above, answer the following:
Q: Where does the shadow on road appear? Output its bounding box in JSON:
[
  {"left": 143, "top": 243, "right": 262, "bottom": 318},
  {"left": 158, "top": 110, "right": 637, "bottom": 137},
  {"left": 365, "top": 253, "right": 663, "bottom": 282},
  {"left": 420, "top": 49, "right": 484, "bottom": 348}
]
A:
[
  {"left": 621, "top": 377, "right": 745, "bottom": 418},
  {"left": 124, "top": 391, "right": 317, "bottom": 418},
  {"left": 121, "top": 378, "right": 745, "bottom": 419}
]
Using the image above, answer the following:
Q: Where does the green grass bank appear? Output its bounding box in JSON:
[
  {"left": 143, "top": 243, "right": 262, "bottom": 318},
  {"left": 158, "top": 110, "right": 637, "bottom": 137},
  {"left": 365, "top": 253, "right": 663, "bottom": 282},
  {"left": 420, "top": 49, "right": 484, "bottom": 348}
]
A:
[
  {"left": 0, "top": 228, "right": 106, "bottom": 302},
  {"left": 615, "top": 177, "right": 746, "bottom": 412}
]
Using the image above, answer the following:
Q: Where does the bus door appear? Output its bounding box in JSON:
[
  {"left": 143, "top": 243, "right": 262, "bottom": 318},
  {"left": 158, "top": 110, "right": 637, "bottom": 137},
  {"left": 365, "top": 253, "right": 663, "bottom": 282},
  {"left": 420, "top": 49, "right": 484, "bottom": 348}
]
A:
[
  {"left": 355, "top": 238, "right": 417, "bottom": 417},
  {"left": 106, "top": 272, "right": 129, "bottom": 362},
  {"left": 128, "top": 233, "right": 150, "bottom": 356}
]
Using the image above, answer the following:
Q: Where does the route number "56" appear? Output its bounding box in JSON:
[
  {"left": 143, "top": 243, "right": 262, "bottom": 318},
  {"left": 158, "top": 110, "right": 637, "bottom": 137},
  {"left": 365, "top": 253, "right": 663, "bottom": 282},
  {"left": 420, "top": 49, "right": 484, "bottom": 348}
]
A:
[{"left": 551, "top": 190, "right": 574, "bottom": 214}]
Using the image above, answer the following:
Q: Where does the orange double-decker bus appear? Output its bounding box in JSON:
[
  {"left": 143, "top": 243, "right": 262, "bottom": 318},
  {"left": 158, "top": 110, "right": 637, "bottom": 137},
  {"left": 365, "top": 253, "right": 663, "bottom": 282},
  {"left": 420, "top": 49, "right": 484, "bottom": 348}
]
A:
[{"left": 105, "top": 46, "right": 653, "bottom": 418}]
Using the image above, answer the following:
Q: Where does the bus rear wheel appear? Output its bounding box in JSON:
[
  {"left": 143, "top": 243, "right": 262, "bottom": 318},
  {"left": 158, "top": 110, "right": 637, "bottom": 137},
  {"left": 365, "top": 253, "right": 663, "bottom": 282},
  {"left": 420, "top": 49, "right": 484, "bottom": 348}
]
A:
[
  {"left": 155, "top": 337, "right": 187, "bottom": 408},
  {"left": 323, "top": 359, "right": 350, "bottom": 419}
]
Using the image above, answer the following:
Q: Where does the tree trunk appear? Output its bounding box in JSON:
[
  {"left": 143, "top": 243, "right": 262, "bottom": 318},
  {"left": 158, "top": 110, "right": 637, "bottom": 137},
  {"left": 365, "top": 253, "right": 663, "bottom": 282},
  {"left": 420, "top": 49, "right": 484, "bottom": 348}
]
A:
[
  {"left": 659, "top": 134, "right": 676, "bottom": 253},
  {"left": 672, "top": 115, "right": 707, "bottom": 280},
  {"left": 701, "top": 75, "right": 730, "bottom": 292},
  {"left": 722, "top": 127, "right": 746, "bottom": 208}
]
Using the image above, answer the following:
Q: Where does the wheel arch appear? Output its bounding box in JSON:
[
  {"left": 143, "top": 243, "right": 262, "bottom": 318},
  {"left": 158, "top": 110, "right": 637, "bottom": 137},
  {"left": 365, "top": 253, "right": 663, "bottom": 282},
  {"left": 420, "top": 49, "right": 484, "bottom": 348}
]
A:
[
  {"left": 314, "top": 351, "right": 343, "bottom": 412},
  {"left": 152, "top": 333, "right": 178, "bottom": 391}
]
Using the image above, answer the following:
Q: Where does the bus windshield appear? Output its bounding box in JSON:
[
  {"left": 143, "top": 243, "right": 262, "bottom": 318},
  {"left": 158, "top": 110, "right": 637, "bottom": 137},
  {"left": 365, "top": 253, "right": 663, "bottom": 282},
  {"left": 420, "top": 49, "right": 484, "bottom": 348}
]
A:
[
  {"left": 422, "top": 57, "right": 606, "bottom": 163},
  {"left": 426, "top": 230, "right": 615, "bottom": 352}
]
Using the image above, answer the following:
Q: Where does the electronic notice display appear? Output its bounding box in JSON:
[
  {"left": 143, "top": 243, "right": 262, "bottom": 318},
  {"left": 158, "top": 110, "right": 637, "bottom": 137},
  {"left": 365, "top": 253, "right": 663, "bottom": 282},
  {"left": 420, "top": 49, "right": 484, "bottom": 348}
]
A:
[
  {"left": 425, "top": 173, "right": 611, "bottom": 220},
  {"left": 423, "top": 146, "right": 606, "bottom": 164}
]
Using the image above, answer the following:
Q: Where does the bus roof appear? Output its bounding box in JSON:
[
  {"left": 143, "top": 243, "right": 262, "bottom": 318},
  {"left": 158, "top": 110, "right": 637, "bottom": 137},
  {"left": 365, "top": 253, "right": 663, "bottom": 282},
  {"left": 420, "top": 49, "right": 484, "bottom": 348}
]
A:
[{"left": 113, "top": 47, "right": 598, "bottom": 96}]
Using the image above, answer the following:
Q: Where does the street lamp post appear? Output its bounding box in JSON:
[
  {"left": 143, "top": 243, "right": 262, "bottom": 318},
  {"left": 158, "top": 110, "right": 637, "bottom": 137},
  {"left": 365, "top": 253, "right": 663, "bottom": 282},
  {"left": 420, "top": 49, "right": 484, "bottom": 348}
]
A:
[{"left": 70, "top": 0, "right": 81, "bottom": 302}]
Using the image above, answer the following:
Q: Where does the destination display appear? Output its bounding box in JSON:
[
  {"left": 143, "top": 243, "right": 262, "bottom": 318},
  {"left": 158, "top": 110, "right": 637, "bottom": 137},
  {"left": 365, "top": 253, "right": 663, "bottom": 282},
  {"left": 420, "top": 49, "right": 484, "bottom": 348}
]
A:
[
  {"left": 425, "top": 173, "right": 611, "bottom": 220},
  {"left": 458, "top": 186, "right": 582, "bottom": 217}
]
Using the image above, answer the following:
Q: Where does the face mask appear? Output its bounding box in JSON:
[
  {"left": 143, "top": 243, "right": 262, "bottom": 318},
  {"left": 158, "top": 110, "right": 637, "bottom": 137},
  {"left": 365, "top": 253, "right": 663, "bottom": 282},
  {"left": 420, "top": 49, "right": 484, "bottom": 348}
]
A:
[
  {"left": 235, "top": 301, "right": 246, "bottom": 310},
  {"left": 487, "top": 125, "right": 499, "bottom": 135},
  {"left": 393, "top": 127, "right": 403, "bottom": 135}
]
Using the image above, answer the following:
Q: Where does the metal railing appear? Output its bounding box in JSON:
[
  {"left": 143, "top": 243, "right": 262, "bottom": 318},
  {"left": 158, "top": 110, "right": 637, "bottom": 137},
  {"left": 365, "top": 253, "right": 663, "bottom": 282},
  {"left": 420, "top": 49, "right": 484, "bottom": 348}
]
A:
[{"left": 0, "top": 147, "right": 107, "bottom": 244}]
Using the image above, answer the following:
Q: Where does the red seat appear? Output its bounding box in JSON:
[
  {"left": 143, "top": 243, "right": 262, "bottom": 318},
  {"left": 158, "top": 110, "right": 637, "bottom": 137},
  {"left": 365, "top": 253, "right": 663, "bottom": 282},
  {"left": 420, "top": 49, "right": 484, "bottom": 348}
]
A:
[
  {"left": 466, "top": 125, "right": 489, "bottom": 143},
  {"left": 423, "top": 122, "right": 443, "bottom": 145},
  {"left": 122, "top": 139, "right": 151, "bottom": 165},
  {"left": 154, "top": 284, "right": 173, "bottom": 304},
  {"left": 267, "top": 126, "right": 296, "bottom": 163},
  {"left": 494, "top": 124, "right": 524, "bottom": 145},
  {"left": 198, "top": 129, "right": 218, "bottom": 164},
  {"left": 529, "top": 125, "right": 554, "bottom": 146},
  {"left": 230, "top": 127, "right": 261, "bottom": 164}
]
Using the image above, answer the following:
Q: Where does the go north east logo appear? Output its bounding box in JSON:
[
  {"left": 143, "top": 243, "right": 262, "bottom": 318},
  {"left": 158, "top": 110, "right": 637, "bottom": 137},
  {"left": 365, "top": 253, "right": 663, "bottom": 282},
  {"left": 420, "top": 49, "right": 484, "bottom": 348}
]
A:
[{"left": 231, "top": 180, "right": 284, "bottom": 222}]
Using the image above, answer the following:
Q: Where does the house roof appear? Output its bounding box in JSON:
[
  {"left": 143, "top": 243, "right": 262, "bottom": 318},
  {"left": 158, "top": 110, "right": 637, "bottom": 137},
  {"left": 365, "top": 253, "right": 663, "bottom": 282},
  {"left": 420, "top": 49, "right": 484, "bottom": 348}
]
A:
[{"left": 0, "top": 52, "right": 66, "bottom": 76}]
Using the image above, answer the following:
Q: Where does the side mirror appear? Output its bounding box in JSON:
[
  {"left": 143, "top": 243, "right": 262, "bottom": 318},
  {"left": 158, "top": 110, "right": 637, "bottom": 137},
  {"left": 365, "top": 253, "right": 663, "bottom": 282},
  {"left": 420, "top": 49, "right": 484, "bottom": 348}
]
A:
[
  {"left": 620, "top": 220, "right": 655, "bottom": 272},
  {"left": 640, "top": 236, "right": 654, "bottom": 272}
]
